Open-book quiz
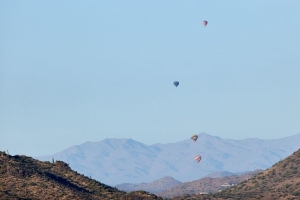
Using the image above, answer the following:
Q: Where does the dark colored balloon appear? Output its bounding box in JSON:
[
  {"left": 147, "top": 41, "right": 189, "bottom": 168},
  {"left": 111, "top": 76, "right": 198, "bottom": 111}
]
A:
[
  {"left": 202, "top": 20, "right": 208, "bottom": 26},
  {"left": 173, "top": 81, "right": 179, "bottom": 87},
  {"left": 191, "top": 135, "right": 198, "bottom": 142}
]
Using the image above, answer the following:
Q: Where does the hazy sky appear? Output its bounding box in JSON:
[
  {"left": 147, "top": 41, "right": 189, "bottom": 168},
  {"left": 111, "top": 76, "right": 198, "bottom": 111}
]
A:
[{"left": 1, "top": 1, "right": 300, "bottom": 156}]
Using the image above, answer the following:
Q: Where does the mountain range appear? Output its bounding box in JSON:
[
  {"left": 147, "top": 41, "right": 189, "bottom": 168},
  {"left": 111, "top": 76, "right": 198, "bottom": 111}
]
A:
[
  {"left": 116, "top": 176, "right": 182, "bottom": 194},
  {"left": 2, "top": 147, "right": 300, "bottom": 199},
  {"left": 115, "top": 171, "right": 259, "bottom": 194},
  {"left": 37, "top": 133, "right": 300, "bottom": 185}
]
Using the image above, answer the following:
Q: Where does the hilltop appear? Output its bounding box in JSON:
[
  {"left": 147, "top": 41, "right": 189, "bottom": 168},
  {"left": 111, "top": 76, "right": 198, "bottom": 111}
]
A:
[
  {"left": 171, "top": 148, "right": 300, "bottom": 200},
  {"left": 213, "top": 148, "right": 300, "bottom": 199},
  {"left": 0, "top": 151, "right": 162, "bottom": 200}
]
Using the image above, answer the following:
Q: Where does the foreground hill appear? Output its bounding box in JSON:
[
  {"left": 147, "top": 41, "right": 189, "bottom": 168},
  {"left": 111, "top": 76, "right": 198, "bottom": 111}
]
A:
[
  {"left": 116, "top": 176, "right": 182, "bottom": 194},
  {"left": 157, "top": 170, "right": 262, "bottom": 198},
  {"left": 172, "top": 148, "right": 300, "bottom": 200},
  {"left": 0, "top": 151, "right": 162, "bottom": 200},
  {"left": 37, "top": 133, "right": 300, "bottom": 185},
  {"left": 213, "top": 148, "right": 300, "bottom": 199}
]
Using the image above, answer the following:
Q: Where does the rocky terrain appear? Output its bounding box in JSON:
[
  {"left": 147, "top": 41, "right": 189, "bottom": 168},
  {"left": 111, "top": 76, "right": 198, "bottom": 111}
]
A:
[
  {"left": 0, "top": 151, "right": 162, "bottom": 200},
  {"left": 116, "top": 176, "right": 182, "bottom": 194},
  {"left": 172, "top": 148, "right": 300, "bottom": 200},
  {"left": 212, "top": 148, "right": 300, "bottom": 199},
  {"left": 157, "top": 170, "right": 262, "bottom": 198}
]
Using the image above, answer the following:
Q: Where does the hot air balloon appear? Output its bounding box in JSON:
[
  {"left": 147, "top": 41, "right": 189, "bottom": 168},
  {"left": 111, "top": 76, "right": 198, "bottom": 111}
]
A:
[
  {"left": 173, "top": 81, "right": 179, "bottom": 87},
  {"left": 195, "top": 155, "right": 201, "bottom": 163},
  {"left": 202, "top": 20, "right": 208, "bottom": 26},
  {"left": 191, "top": 135, "right": 198, "bottom": 142}
]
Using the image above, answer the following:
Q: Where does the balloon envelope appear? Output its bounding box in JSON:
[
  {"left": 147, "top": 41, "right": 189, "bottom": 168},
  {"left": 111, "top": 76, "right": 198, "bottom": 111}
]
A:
[
  {"left": 195, "top": 155, "right": 201, "bottom": 163},
  {"left": 173, "top": 81, "right": 179, "bottom": 87},
  {"left": 202, "top": 20, "right": 208, "bottom": 26},
  {"left": 191, "top": 135, "right": 198, "bottom": 142}
]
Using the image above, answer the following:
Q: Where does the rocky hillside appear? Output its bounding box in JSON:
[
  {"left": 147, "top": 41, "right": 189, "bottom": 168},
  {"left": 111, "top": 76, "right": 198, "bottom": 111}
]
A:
[
  {"left": 212, "top": 148, "right": 300, "bottom": 199},
  {"left": 0, "top": 151, "right": 162, "bottom": 200},
  {"left": 158, "top": 170, "right": 262, "bottom": 198},
  {"left": 171, "top": 148, "right": 300, "bottom": 200},
  {"left": 116, "top": 176, "right": 182, "bottom": 194}
]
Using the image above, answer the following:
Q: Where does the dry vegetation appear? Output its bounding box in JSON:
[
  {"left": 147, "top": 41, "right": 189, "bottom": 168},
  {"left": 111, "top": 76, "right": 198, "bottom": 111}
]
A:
[
  {"left": 170, "top": 149, "right": 300, "bottom": 200},
  {"left": 158, "top": 170, "right": 262, "bottom": 198},
  {"left": 212, "top": 148, "right": 300, "bottom": 200},
  {"left": 0, "top": 151, "right": 162, "bottom": 200}
]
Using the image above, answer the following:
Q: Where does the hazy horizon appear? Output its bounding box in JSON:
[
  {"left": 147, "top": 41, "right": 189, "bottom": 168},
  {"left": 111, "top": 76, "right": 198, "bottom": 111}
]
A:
[{"left": 1, "top": 1, "right": 300, "bottom": 156}]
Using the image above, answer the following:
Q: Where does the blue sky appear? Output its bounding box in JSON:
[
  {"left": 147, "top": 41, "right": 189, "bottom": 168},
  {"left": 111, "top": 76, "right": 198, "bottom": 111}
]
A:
[{"left": 1, "top": 1, "right": 300, "bottom": 156}]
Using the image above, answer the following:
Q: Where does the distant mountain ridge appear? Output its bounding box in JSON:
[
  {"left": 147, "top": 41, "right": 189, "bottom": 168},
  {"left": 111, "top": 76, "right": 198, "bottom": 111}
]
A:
[
  {"left": 158, "top": 170, "right": 263, "bottom": 198},
  {"left": 115, "top": 171, "right": 262, "bottom": 196},
  {"left": 205, "top": 171, "right": 250, "bottom": 178},
  {"left": 116, "top": 177, "right": 182, "bottom": 194},
  {"left": 37, "top": 133, "right": 300, "bottom": 185}
]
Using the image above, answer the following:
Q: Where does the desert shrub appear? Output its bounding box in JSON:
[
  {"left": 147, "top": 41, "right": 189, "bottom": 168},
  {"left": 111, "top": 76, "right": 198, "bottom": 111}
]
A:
[
  {"left": 282, "top": 163, "right": 288, "bottom": 168},
  {"left": 270, "top": 169, "right": 276, "bottom": 176},
  {"left": 29, "top": 182, "right": 37, "bottom": 186},
  {"left": 293, "top": 191, "right": 300, "bottom": 196}
]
